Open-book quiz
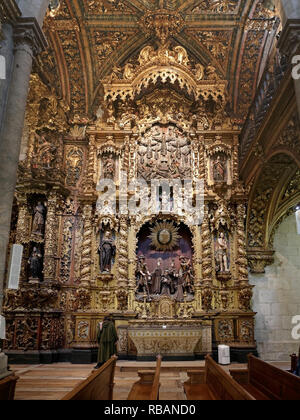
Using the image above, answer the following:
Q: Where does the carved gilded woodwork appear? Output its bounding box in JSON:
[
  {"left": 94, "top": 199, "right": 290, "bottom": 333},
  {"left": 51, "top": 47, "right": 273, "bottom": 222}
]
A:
[{"left": 3, "top": 1, "right": 277, "bottom": 356}]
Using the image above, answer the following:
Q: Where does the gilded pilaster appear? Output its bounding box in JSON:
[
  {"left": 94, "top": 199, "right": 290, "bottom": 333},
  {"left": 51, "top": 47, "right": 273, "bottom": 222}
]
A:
[{"left": 15, "top": 194, "right": 28, "bottom": 244}]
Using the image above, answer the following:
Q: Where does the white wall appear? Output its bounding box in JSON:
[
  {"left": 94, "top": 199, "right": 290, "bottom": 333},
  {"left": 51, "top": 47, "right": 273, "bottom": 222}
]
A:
[{"left": 249, "top": 214, "right": 300, "bottom": 361}]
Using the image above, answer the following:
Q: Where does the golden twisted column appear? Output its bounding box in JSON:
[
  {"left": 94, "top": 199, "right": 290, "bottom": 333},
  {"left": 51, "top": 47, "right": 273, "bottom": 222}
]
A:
[
  {"left": 118, "top": 215, "right": 129, "bottom": 290},
  {"left": 85, "top": 135, "right": 96, "bottom": 192},
  {"left": 43, "top": 191, "right": 59, "bottom": 283},
  {"left": 80, "top": 204, "right": 93, "bottom": 287},
  {"left": 236, "top": 204, "right": 249, "bottom": 286},
  {"left": 201, "top": 208, "right": 213, "bottom": 286}
]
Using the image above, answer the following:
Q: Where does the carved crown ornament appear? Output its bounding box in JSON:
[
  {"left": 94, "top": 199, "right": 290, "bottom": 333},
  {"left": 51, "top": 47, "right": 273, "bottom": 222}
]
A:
[
  {"left": 138, "top": 9, "right": 185, "bottom": 46},
  {"left": 101, "top": 43, "right": 227, "bottom": 105}
]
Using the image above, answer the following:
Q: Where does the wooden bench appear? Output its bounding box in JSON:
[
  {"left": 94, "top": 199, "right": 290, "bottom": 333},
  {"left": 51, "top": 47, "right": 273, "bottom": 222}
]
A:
[
  {"left": 128, "top": 355, "right": 162, "bottom": 401},
  {"left": 184, "top": 355, "right": 254, "bottom": 400},
  {"left": 230, "top": 354, "right": 300, "bottom": 400},
  {"left": 0, "top": 373, "right": 19, "bottom": 400},
  {"left": 62, "top": 356, "right": 117, "bottom": 400}
]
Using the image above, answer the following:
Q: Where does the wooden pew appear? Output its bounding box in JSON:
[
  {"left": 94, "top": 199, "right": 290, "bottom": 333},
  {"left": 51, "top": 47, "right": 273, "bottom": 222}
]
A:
[
  {"left": 62, "top": 356, "right": 117, "bottom": 400},
  {"left": 230, "top": 354, "right": 300, "bottom": 400},
  {"left": 184, "top": 355, "right": 254, "bottom": 401},
  {"left": 0, "top": 373, "right": 19, "bottom": 401},
  {"left": 128, "top": 355, "right": 162, "bottom": 401}
]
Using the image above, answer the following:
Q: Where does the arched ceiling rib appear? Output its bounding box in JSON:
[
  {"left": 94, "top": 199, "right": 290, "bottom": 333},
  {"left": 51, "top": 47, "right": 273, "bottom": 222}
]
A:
[{"left": 42, "top": 0, "right": 280, "bottom": 119}]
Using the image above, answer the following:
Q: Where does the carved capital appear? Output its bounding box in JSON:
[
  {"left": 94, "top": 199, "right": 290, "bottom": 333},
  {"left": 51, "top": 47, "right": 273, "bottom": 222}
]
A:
[
  {"left": 13, "top": 17, "right": 47, "bottom": 57},
  {"left": 277, "top": 19, "right": 300, "bottom": 58},
  {"left": 247, "top": 249, "right": 275, "bottom": 274}
]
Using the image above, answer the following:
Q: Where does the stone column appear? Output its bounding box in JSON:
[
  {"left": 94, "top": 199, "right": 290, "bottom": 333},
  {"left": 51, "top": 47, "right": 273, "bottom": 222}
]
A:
[
  {"left": 276, "top": 0, "right": 300, "bottom": 118},
  {"left": 0, "top": 17, "right": 47, "bottom": 311},
  {"left": 0, "top": 0, "right": 20, "bottom": 129}
]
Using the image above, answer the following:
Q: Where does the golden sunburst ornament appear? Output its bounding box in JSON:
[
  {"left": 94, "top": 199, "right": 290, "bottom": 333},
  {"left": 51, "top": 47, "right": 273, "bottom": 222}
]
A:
[{"left": 149, "top": 221, "right": 181, "bottom": 251}]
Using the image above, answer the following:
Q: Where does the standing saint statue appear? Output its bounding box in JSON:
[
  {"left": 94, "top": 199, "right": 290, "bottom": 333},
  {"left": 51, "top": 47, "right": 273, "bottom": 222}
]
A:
[
  {"left": 215, "top": 232, "right": 230, "bottom": 272},
  {"left": 102, "top": 154, "right": 115, "bottom": 180},
  {"left": 151, "top": 258, "right": 163, "bottom": 295},
  {"left": 32, "top": 202, "right": 46, "bottom": 236},
  {"left": 213, "top": 155, "right": 226, "bottom": 182},
  {"left": 160, "top": 270, "right": 172, "bottom": 297},
  {"left": 28, "top": 247, "right": 43, "bottom": 280},
  {"left": 179, "top": 256, "right": 194, "bottom": 294},
  {"left": 98, "top": 231, "right": 116, "bottom": 273},
  {"left": 136, "top": 255, "right": 151, "bottom": 295}
]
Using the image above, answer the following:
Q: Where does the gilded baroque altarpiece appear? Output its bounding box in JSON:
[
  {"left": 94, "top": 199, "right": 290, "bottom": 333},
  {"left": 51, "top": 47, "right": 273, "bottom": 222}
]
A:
[{"left": 3, "top": 7, "right": 257, "bottom": 360}]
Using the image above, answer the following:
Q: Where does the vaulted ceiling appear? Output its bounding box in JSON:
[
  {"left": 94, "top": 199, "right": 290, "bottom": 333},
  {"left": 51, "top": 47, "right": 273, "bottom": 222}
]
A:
[{"left": 38, "top": 0, "right": 279, "bottom": 122}]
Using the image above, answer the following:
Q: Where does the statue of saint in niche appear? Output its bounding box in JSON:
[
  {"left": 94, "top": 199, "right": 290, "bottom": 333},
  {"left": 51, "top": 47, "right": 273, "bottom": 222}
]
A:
[
  {"left": 102, "top": 154, "right": 115, "bottom": 180},
  {"left": 213, "top": 155, "right": 226, "bottom": 182},
  {"left": 215, "top": 232, "right": 230, "bottom": 272},
  {"left": 32, "top": 202, "right": 46, "bottom": 237},
  {"left": 98, "top": 231, "right": 116, "bottom": 273},
  {"left": 28, "top": 247, "right": 43, "bottom": 280}
]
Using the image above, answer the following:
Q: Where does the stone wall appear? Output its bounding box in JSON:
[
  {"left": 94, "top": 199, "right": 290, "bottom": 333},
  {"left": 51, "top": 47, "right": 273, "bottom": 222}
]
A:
[{"left": 249, "top": 214, "right": 300, "bottom": 361}]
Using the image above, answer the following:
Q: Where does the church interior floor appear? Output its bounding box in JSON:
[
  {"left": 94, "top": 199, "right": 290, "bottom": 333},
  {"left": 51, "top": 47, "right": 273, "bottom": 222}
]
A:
[{"left": 9, "top": 360, "right": 291, "bottom": 400}]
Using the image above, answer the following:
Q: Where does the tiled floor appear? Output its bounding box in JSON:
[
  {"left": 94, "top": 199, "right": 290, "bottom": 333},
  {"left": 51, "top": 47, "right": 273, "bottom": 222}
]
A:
[{"left": 9, "top": 360, "right": 291, "bottom": 400}]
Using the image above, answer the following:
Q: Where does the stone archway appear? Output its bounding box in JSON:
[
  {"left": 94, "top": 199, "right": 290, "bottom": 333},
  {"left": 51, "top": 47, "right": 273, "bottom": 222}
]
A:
[{"left": 250, "top": 213, "right": 300, "bottom": 361}]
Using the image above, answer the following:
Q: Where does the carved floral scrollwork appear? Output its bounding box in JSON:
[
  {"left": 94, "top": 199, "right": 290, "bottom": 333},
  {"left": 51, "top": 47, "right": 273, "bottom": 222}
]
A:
[{"left": 74, "top": 288, "right": 91, "bottom": 311}]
